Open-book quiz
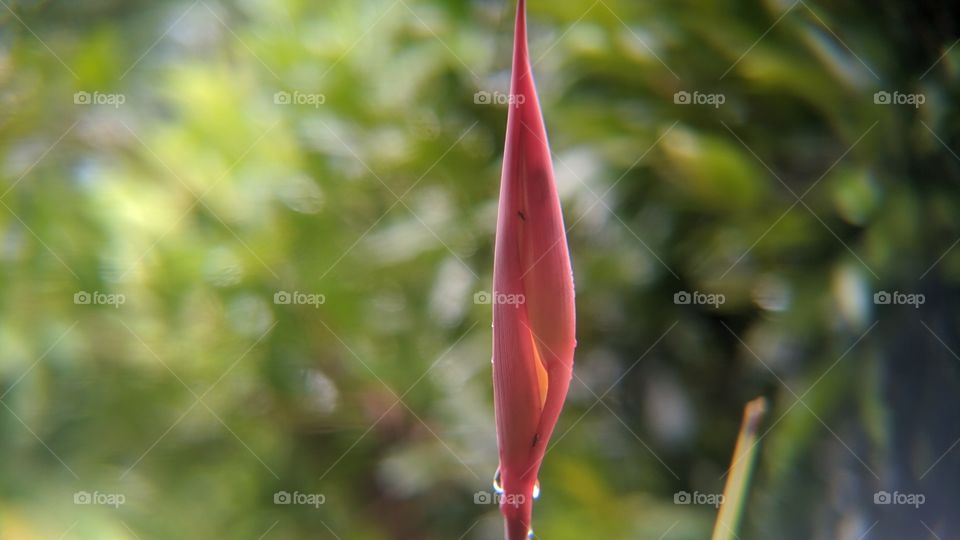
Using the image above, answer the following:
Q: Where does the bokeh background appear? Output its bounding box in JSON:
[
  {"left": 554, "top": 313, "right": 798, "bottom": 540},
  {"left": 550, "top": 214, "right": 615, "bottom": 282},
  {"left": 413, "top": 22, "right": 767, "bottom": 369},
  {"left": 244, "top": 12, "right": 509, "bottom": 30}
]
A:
[{"left": 2, "top": 0, "right": 960, "bottom": 538}]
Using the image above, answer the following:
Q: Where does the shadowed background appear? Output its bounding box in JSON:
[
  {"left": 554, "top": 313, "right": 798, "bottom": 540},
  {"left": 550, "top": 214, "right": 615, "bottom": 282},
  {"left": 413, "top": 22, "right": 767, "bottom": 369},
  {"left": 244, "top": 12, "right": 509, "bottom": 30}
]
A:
[{"left": 1, "top": 0, "right": 959, "bottom": 538}]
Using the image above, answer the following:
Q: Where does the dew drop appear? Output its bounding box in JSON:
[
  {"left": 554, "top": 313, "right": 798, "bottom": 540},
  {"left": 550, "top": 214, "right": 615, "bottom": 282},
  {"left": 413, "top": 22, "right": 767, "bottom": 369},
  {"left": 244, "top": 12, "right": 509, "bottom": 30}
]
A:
[
  {"left": 492, "top": 467, "right": 504, "bottom": 495},
  {"left": 527, "top": 529, "right": 534, "bottom": 539},
  {"left": 532, "top": 480, "right": 540, "bottom": 500}
]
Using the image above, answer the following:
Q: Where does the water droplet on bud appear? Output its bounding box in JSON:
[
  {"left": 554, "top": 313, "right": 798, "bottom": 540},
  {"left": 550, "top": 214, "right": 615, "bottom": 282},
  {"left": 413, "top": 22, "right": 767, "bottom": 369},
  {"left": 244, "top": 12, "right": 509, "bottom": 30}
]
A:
[{"left": 492, "top": 467, "right": 504, "bottom": 495}]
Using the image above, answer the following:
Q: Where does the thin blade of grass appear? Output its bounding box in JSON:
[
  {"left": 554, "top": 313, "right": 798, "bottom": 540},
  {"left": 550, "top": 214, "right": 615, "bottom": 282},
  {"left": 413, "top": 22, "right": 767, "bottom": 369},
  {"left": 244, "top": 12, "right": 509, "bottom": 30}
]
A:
[{"left": 711, "top": 397, "right": 768, "bottom": 540}]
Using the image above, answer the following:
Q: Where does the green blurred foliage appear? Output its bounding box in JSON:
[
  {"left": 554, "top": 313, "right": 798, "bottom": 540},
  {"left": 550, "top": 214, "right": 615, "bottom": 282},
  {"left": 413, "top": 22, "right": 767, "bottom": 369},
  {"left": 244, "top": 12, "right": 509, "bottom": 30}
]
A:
[{"left": 2, "top": 0, "right": 960, "bottom": 538}]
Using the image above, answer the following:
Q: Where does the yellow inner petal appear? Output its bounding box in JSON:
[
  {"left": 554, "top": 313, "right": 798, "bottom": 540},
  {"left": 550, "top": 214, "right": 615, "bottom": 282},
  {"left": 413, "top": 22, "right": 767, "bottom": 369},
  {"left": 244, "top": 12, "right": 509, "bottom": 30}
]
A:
[{"left": 529, "top": 329, "right": 549, "bottom": 411}]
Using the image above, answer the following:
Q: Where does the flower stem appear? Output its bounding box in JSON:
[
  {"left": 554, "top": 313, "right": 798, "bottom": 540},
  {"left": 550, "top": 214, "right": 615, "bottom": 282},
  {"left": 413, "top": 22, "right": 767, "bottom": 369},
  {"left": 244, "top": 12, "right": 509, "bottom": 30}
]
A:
[{"left": 505, "top": 517, "right": 529, "bottom": 540}]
